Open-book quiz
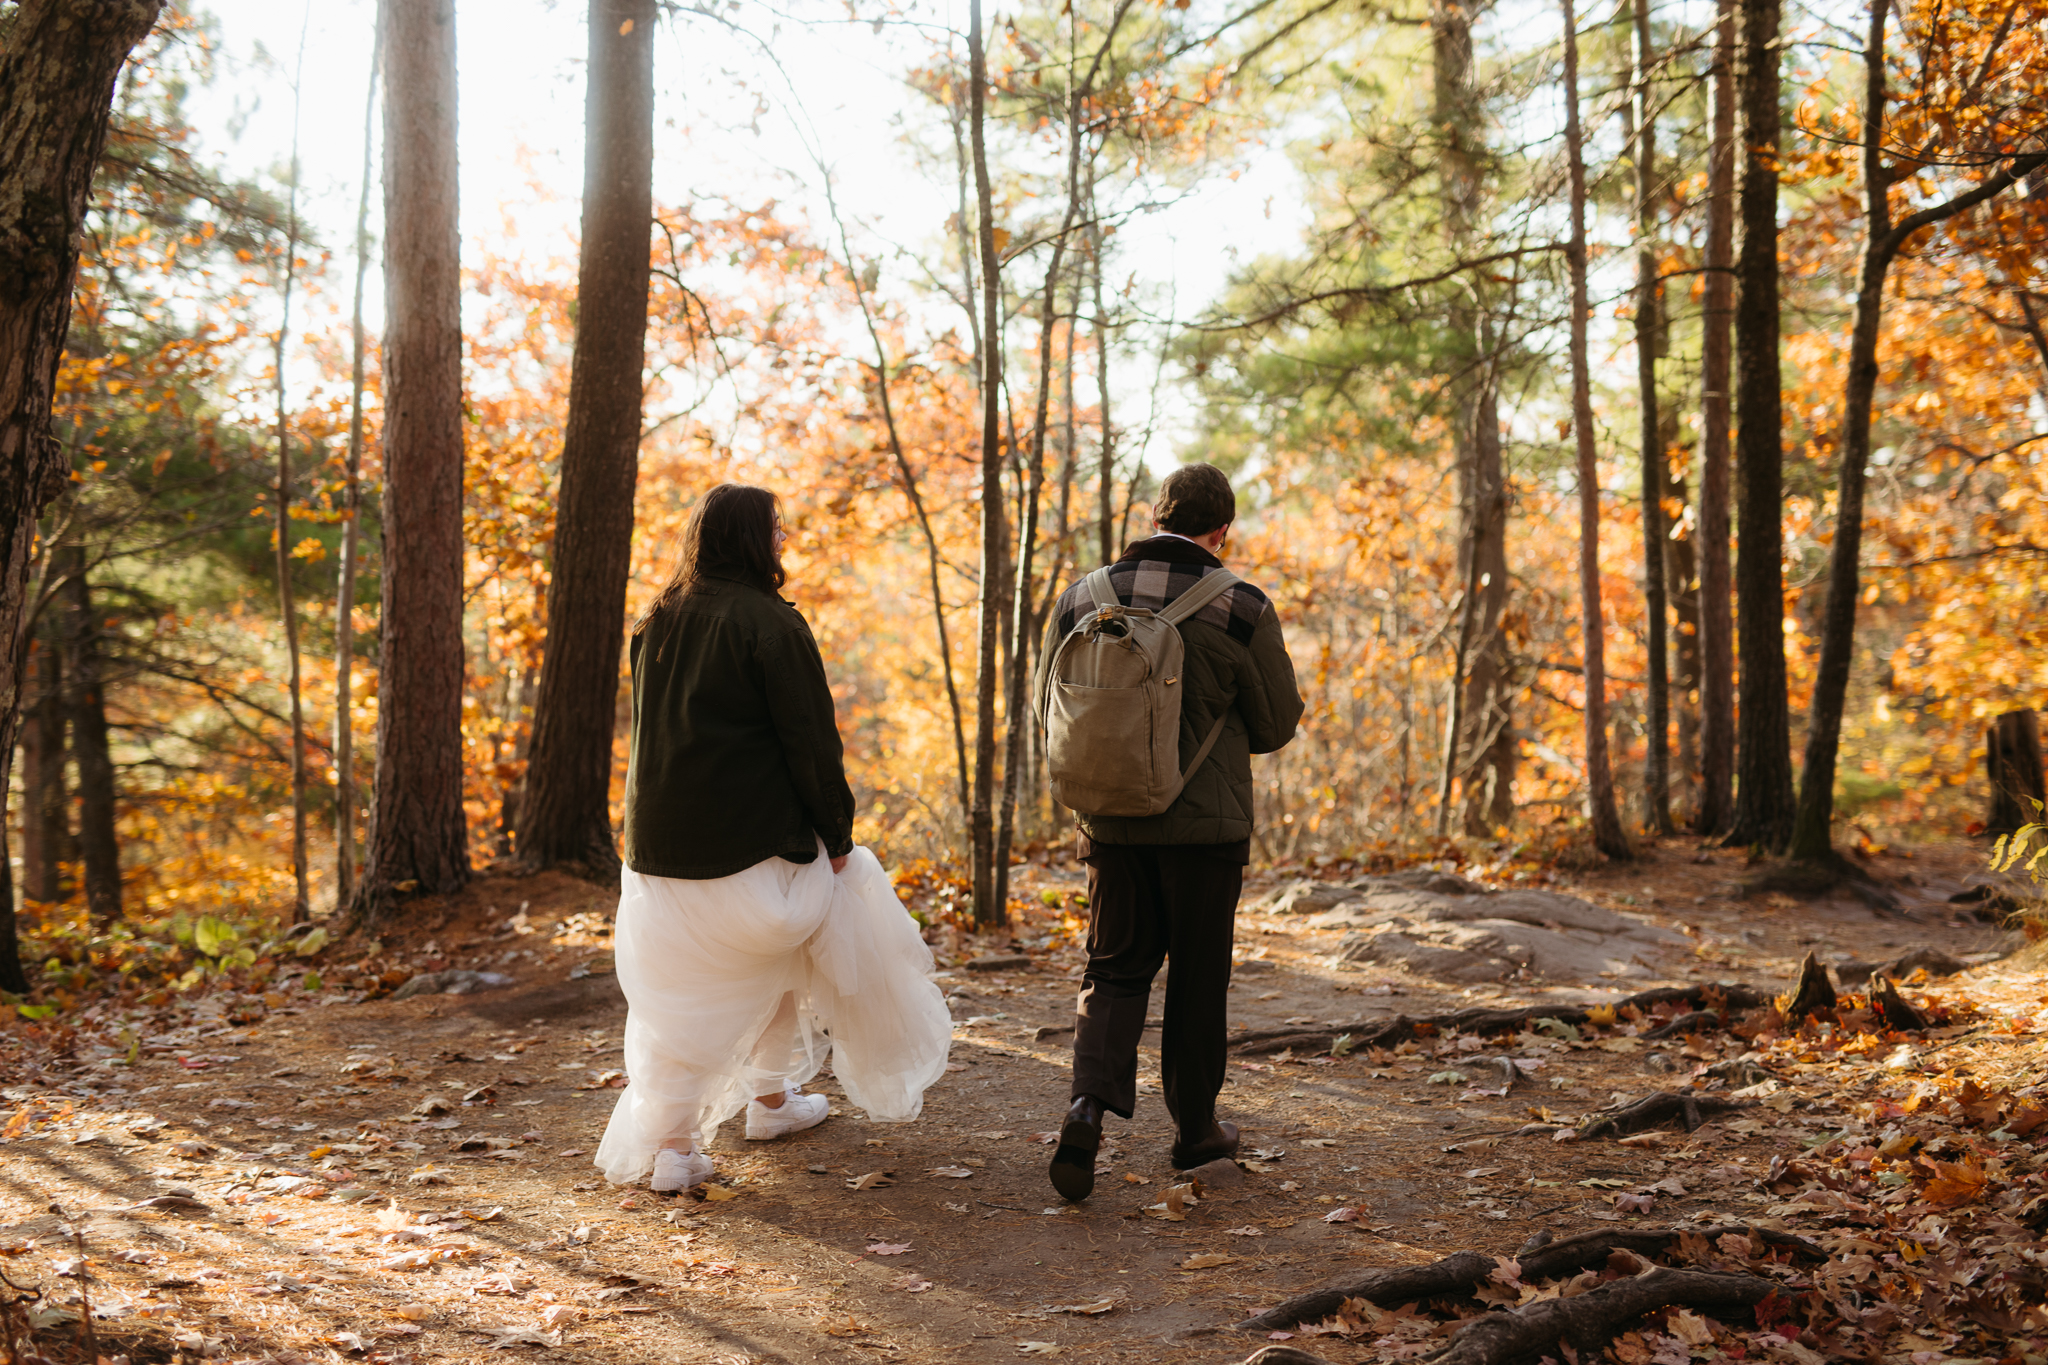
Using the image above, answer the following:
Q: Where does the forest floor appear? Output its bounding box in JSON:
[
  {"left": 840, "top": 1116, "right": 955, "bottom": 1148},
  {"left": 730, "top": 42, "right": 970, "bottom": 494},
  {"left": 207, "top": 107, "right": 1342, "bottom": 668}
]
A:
[{"left": 1, "top": 834, "right": 2042, "bottom": 1365}]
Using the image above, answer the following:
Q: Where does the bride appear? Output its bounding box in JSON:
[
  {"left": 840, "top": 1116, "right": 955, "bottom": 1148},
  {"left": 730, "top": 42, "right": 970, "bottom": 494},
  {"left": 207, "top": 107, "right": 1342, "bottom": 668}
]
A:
[{"left": 594, "top": 483, "right": 951, "bottom": 1192}]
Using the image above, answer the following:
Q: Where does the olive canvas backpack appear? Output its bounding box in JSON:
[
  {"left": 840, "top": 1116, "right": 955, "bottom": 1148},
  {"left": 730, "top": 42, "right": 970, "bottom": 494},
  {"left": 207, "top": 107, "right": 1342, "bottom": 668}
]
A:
[{"left": 1036, "top": 564, "right": 1240, "bottom": 817}]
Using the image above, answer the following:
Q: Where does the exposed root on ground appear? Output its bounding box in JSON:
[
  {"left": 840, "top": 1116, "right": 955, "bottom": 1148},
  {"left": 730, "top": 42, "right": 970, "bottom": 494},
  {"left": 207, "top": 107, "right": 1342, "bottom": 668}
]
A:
[
  {"left": 1234, "top": 1224, "right": 1819, "bottom": 1332},
  {"left": 1576, "top": 1090, "right": 1753, "bottom": 1140},
  {"left": 1229, "top": 983, "right": 1772, "bottom": 1056},
  {"left": 1426, "top": 1265, "right": 1776, "bottom": 1365}
]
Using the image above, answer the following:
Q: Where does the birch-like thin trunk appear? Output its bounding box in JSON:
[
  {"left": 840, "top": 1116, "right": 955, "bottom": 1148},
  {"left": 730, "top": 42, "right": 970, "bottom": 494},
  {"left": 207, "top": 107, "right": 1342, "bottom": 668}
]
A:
[
  {"left": 1562, "top": 0, "right": 1631, "bottom": 860},
  {"left": 273, "top": 16, "right": 311, "bottom": 920},
  {"left": 1695, "top": 0, "right": 1737, "bottom": 837},
  {"left": 1631, "top": 0, "right": 1672, "bottom": 835},
  {"left": 1090, "top": 154, "right": 1116, "bottom": 569},
  {"left": 968, "top": 0, "right": 1006, "bottom": 927},
  {"left": 333, "top": 16, "right": 382, "bottom": 909}
]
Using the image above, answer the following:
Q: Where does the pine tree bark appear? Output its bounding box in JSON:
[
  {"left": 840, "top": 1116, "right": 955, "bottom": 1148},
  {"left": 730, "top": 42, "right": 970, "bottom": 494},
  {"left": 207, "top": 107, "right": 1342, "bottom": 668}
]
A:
[
  {"left": 1725, "top": 0, "right": 1795, "bottom": 851},
  {"left": 1562, "top": 0, "right": 1631, "bottom": 861},
  {"left": 1787, "top": 1, "right": 2048, "bottom": 863},
  {"left": 59, "top": 546, "right": 120, "bottom": 925},
  {"left": 515, "top": 0, "right": 655, "bottom": 879},
  {"left": 1696, "top": 0, "right": 1737, "bottom": 837},
  {"left": 1632, "top": 0, "right": 1672, "bottom": 835},
  {"left": 351, "top": 0, "right": 469, "bottom": 921},
  {"left": 1430, "top": 0, "right": 1514, "bottom": 838},
  {"left": 968, "top": 0, "right": 1007, "bottom": 927},
  {"left": 20, "top": 636, "right": 70, "bottom": 904},
  {"left": 0, "top": 0, "right": 165, "bottom": 993}
]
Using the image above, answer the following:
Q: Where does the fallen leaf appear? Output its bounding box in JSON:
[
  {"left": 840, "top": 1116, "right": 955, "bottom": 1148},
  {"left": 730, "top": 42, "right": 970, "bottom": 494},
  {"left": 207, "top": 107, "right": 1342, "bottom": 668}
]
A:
[
  {"left": 865, "top": 1242, "right": 912, "bottom": 1255},
  {"left": 474, "top": 1324, "right": 562, "bottom": 1348},
  {"left": 701, "top": 1184, "right": 740, "bottom": 1202},
  {"left": 1181, "top": 1252, "right": 1234, "bottom": 1269},
  {"left": 974, "top": 1130, "right": 1015, "bottom": 1140},
  {"left": 893, "top": 1274, "right": 933, "bottom": 1292},
  {"left": 1225, "top": 1225, "right": 1264, "bottom": 1236},
  {"left": 556, "top": 1148, "right": 588, "bottom": 1157},
  {"left": 1017, "top": 1343, "right": 1063, "bottom": 1356},
  {"left": 926, "top": 1166, "right": 975, "bottom": 1178},
  {"left": 1045, "top": 1294, "right": 1122, "bottom": 1315},
  {"left": 845, "top": 1171, "right": 894, "bottom": 1191}
]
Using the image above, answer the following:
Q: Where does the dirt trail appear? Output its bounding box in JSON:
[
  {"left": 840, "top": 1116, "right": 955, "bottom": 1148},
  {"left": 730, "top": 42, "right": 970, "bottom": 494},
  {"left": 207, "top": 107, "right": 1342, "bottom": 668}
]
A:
[{"left": 0, "top": 838, "right": 2028, "bottom": 1364}]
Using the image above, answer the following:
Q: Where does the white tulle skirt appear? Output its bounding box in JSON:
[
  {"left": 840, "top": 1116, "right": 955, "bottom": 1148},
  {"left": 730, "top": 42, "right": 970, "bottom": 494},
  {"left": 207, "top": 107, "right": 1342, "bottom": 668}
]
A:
[{"left": 594, "top": 844, "right": 952, "bottom": 1185}]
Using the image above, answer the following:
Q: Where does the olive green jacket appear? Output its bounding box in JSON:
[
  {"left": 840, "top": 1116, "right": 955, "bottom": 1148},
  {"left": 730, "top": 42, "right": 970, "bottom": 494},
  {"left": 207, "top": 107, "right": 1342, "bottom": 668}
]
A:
[
  {"left": 623, "top": 573, "right": 856, "bottom": 879},
  {"left": 1036, "top": 536, "right": 1304, "bottom": 847}
]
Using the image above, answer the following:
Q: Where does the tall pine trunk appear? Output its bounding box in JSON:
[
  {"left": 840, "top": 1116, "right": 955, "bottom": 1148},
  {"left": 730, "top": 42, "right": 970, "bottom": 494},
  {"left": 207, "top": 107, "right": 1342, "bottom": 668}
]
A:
[
  {"left": 1631, "top": 0, "right": 1672, "bottom": 835},
  {"left": 1726, "top": 0, "right": 1796, "bottom": 851},
  {"left": 1695, "top": 0, "right": 1737, "bottom": 837},
  {"left": 0, "top": 0, "right": 167, "bottom": 992},
  {"left": 59, "top": 545, "right": 120, "bottom": 924},
  {"left": 333, "top": 17, "right": 381, "bottom": 910},
  {"left": 351, "top": 0, "right": 470, "bottom": 921},
  {"left": 1562, "top": 0, "right": 1630, "bottom": 861},
  {"left": 968, "top": 0, "right": 1007, "bottom": 927},
  {"left": 515, "top": 0, "right": 656, "bottom": 878}
]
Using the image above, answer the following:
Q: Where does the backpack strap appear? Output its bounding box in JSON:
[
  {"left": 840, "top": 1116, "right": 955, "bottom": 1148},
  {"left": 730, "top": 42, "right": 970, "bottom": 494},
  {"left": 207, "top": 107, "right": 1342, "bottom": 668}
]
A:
[
  {"left": 1082, "top": 565, "right": 1119, "bottom": 613},
  {"left": 1162, "top": 713, "right": 1230, "bottom": 807},
  {"left": 1158, "top": 567, "right": 1239, "bottom": 627}
]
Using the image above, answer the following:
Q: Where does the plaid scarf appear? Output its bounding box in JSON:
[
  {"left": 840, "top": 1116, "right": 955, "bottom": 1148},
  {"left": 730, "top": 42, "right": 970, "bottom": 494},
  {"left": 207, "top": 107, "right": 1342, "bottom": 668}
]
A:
[{"left": 1051, "top": 536, "right": 1270, "bottom": 646}]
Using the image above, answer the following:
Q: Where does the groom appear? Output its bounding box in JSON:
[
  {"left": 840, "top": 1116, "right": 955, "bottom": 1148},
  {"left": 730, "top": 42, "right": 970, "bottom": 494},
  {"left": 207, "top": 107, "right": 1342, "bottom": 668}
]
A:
[{"left": 1035, "top": 463, "right": 1304, "bottom": 1200}]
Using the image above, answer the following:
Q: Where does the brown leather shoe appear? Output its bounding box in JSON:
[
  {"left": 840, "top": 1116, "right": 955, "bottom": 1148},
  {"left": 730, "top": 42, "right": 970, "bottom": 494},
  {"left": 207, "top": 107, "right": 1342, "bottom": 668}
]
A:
[{"left": 1170, "top": 1120, "right": 1240, "bottom": 1170}]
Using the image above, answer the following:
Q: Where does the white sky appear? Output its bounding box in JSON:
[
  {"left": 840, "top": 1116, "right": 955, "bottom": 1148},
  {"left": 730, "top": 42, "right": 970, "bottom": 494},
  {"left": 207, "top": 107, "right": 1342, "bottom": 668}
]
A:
[{"left": 183, "top": 0, "right": 1314, "bottom": 471}]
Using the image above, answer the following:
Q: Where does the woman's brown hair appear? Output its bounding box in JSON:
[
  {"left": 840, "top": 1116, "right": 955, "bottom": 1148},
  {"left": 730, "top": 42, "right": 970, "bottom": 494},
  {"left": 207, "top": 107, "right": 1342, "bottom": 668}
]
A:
[{"left": 634, "top": 483, "right": 785, "bottom": 632}]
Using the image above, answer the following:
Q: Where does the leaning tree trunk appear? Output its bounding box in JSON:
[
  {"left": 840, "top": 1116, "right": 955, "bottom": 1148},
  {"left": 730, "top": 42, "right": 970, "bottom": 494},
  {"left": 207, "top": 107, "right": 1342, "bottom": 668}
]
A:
[
  {"left": 1696, "top": 0, "right": 1738, "bottom": 838},
  {"left": 1725, "top": 0, "right": 1796, "bottom": 852},
  {"left": 1985, "top": 710, "right": 2046, "bottom": 836},
  {"left": 350, "top": 0, "right": 470, "bottom": 922},
  {"left": 0, "top": 0, "right": 166, "bottom": 992},
  {"left": 1562, "top": 0, "right": 1630, "bottom": 861},
  {"left": 1631, "top": 0, "right": 1673, "bottom": 835},
  {"left": 514, "top": 0, "right": 655, "bottom": 879},
  {"left": 1430, "top": 0, "right": 1514, "bottom": 838},
  {"left": 968, "top": 0, "right": 1008, "bottom": 928},
  {"left": 59, "top": 546, "right": 120, "bottom": 925},
  {"left": 1787, "top": 0, "right": 2048, "bottom": 863}
]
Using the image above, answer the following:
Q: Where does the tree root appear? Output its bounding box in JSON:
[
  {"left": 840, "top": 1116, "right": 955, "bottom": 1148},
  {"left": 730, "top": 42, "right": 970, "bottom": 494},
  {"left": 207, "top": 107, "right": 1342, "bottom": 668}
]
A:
[
  {"left": 1235, "top": 1224, "right": 1819, "bottom": 1332},
  {"left": 1428, "top": 1266, "right": 1774, "bottom": 1365},
  {"left": 1230, "top": 983, "right": 1771, "bottom": 1056},
  {"left": 1577, "top": 1090, "right": 1752, "bottom": 1140},
  {"left": 1779, "top": 951, "right": 1838, "bottom": 1023},
  {"left": 1869, "top": 975, "right": 1929, "bottom": 1031}
]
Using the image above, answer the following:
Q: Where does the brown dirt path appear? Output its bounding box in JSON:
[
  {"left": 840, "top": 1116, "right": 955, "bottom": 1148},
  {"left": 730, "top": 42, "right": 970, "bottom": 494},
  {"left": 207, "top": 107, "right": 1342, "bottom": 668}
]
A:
[{"left": 0, "top": 836, "right": 2026, "bottom": 1364}]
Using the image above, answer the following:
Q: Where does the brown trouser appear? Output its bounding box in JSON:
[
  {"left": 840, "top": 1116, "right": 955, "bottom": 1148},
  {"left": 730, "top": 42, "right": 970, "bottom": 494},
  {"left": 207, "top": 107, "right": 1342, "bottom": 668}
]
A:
[{"left": 1070, "top": 842, "right": 1243, "bottom": 1134}]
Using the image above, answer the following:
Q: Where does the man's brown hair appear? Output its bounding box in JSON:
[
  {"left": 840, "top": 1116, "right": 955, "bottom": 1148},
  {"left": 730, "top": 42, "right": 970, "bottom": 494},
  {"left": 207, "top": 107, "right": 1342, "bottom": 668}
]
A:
[{"left": 1154, "top": 463, "right": 1236, "bottom": 536}]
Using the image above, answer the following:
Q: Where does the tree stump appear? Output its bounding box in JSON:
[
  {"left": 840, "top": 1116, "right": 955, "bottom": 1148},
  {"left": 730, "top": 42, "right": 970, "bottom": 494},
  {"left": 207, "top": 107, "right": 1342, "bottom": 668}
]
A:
[{"left": 1985, "top": 709, "right": 2046, "bottom": 836}]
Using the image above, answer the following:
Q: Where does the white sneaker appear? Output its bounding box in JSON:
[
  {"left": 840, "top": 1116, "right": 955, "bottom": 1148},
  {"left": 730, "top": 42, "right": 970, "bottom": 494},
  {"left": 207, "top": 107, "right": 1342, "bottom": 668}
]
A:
[
  {"left": 745, "top": 1086, "right": 830, "bottom": 1140},
  {"left": 651, "top": 1148, "right": 714, "bottom": 1192}
]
